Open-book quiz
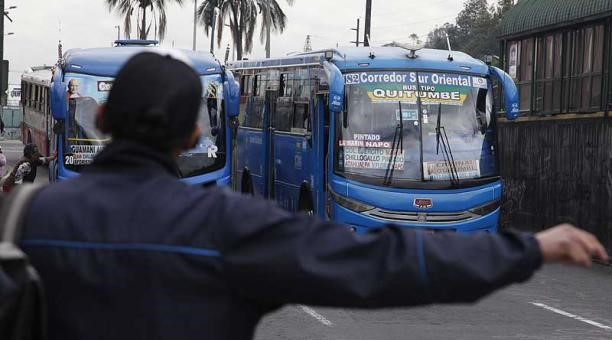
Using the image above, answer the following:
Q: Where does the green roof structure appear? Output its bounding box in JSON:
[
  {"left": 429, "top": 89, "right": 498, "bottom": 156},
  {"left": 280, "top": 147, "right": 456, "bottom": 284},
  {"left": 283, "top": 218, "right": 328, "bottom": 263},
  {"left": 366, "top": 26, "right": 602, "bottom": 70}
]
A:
[{"left": 499, "top": 0, "right": 612, "bottom": 38}]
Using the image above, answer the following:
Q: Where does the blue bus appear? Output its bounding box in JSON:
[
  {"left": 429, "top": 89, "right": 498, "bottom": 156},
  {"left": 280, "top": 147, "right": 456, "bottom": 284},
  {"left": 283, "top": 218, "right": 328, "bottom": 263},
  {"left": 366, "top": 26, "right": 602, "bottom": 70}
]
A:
[
  {"left": 229, "top": 46, "right": 519, "bottom": 233},
  {"left": 49, "top": 40, "right": 240, "bottom": 185}
]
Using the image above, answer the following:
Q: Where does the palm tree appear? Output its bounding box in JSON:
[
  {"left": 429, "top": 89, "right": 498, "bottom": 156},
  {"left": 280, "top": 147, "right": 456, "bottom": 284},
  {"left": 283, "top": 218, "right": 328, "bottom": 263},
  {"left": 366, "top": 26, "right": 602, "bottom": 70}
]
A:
[
  {"left": 106, "top": 0, "right": 184, "bottom": 41},
  {"left": 198, "top": 0, "right": 294, "bottom": 60},
  {"left": 258, "top": 0, "right": 294, "bottom": 58}
]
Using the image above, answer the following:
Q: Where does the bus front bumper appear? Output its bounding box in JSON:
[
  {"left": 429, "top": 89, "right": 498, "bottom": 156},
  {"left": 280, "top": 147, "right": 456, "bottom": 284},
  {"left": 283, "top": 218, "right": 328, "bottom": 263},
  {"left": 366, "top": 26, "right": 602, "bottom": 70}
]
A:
[{"left": 331, "top": 202, "right": 499, "bottom": 234}]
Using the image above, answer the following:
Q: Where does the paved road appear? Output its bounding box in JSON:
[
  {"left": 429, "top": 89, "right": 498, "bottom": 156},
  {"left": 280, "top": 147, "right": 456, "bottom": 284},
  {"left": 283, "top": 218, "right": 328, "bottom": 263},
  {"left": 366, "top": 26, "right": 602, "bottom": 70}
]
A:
[{"left": 255, "top": 264, "right": 612, "bottom": 340}]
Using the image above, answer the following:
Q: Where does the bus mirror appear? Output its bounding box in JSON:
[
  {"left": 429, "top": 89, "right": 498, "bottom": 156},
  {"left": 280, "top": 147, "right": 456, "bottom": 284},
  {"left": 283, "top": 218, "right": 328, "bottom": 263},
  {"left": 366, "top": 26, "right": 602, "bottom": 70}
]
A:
[
  {"left": 51, "top": 70, "right": 68, "bottom": 120},
  {"left": 323, "top": 61, "right": 344, "bottom": 113},
  {"left": 489, "top": 66, "right": 519, "bottom": 120},
  {"left": 224, "top": 71, "right": 240, "bottom": 118}
]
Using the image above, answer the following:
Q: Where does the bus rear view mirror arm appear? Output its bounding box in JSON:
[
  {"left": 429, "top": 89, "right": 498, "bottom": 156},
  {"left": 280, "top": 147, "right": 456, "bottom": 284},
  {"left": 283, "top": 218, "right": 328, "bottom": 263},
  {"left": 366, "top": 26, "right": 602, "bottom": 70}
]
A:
[
  {"left": 323, "top": 61, "right": 345, "bottom": 114},
  {"left": 223, "top": 71, "right": 240, "bottom": 118},
  {"left": 489, "top": 66, "right": 519, "bottom": 120},
  {"left": 51, "top": 69, "right": 68, "bottom": 120}
]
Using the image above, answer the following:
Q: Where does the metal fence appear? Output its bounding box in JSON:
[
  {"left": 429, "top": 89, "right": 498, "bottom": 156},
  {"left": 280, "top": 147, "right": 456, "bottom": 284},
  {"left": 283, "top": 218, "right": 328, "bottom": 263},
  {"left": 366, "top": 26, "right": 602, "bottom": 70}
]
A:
[{"left": 498, "top": 116, "right": 612, "bottom": 252}]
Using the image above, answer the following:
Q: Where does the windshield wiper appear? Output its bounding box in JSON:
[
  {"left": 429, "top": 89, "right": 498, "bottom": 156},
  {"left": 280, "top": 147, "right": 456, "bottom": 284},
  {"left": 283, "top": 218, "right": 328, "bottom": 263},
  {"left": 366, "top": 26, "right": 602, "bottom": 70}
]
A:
[
  {"left": 383, "top": 102, "right": 404, "bottom": 187},
  {"left": 435, "top": 103, "right": 460, "bottom": 187}
]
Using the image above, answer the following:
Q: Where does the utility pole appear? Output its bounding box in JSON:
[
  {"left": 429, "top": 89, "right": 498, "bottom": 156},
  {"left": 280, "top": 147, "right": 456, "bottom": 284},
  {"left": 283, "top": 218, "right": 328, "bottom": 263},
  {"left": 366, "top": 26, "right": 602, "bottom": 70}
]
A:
[
  {"left": 192, "top": 0, "right": 197, "bottom": 51},
  {"left": 350, "top": 18, "right": 360, "bottom": 47},
  {"left": 364, "top": 0, "right": 372, "bottom": 47},
  {"left": 224, "top": 44, "right": 231, "bottom": 64},
  {"left": 115, "top": 25, "right": 120, "bottom": 40},
  {"left": 304, "top": 35, "right": 312, "bottom": 52},
  {"left": 210, "top": 7, "right": 218, "bottom": 54}
]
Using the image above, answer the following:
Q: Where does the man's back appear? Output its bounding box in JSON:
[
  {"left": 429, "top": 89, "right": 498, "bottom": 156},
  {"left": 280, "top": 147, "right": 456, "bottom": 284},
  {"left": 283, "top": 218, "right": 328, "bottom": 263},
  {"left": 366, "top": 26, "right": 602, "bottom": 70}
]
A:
[{"left": 21, "top": 142, "right": 275, "bottom": 339}]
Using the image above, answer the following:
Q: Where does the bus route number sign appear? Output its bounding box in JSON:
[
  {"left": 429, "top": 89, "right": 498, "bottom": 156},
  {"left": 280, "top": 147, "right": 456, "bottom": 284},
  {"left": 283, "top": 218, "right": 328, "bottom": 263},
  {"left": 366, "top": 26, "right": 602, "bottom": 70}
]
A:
[{"left": 97, "top": 81, "right": 113, "bottom": 92}]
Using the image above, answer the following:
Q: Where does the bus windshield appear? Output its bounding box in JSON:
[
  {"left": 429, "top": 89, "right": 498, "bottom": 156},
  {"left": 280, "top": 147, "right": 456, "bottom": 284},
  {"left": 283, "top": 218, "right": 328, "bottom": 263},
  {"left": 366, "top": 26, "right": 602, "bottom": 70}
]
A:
[
  {"left": 62, "top": 73, "right": 226, "bottom": 177},
  {"left": 335, "top": 71, "right": 497, "bottom": 188}
]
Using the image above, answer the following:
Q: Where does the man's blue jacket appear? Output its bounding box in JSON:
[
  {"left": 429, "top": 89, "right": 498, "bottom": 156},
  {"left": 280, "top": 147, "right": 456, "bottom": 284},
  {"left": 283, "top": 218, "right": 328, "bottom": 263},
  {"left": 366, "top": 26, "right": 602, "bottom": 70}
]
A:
[{"left": 22, "top": 141, "right": 542, "bottom": 340}]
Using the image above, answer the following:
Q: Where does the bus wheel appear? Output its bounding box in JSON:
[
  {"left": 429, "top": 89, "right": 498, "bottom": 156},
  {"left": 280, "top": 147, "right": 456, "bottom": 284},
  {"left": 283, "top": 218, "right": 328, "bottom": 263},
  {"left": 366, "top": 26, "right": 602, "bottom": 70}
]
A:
[
  {"left": 241, "top": 168, "right": 254, "bottom": 196},
  {"left": 298, "top": 182, "right": 314, "bottom": 215}
]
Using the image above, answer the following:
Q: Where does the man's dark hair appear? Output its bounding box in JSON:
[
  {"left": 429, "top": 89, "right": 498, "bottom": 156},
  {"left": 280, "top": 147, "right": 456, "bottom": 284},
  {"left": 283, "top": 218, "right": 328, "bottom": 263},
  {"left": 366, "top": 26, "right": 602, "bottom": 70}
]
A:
[
  {"left": 23, "top": 143, "right": 39, "bottom": 158},
  {"left": 103, "top": 52, "right": 203, "bottom": 151}
]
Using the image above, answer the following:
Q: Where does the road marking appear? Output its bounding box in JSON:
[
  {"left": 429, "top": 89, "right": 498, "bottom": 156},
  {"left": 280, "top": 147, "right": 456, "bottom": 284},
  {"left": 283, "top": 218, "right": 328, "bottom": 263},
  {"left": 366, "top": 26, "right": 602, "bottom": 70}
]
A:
[
  {"left": 530, "top": 302, "right": 612, "bottom": 330},
  {"left": 298, "top": 305, "right": 333, "bottom": 327}
]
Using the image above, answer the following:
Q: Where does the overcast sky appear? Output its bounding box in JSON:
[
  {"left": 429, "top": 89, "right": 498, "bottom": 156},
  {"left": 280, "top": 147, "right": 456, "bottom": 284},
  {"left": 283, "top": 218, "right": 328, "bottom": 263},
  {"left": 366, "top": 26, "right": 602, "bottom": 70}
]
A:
[{"left": 5, "top": 0, "right": 473, "bottom": 84}]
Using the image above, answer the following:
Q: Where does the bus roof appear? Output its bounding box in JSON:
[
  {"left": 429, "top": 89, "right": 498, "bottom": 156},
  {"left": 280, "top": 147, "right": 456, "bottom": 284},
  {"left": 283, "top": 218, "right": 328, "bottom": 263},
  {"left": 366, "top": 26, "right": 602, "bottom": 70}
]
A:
[
  {"left": 230, "top": 47, "right": 490, "bottom": 75},
  {"left": 21, "top": 66, "right": 54, "bottom": 86},
  {"left": 62, "top": 46, "right": 223, "bottom": 77}
]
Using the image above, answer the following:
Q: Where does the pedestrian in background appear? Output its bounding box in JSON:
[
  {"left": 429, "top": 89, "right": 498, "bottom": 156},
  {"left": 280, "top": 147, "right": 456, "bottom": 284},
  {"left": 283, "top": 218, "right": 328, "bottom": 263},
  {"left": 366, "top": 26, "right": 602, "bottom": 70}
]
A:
[
  {"left": 18, "top": 52, "right": 608, "bottom": 340},
  {"left": 2, "top": 143, "right": 56, "bottom": 192},
  {"left": 0, "top": 146, "right": 6, "bottom": 177}
]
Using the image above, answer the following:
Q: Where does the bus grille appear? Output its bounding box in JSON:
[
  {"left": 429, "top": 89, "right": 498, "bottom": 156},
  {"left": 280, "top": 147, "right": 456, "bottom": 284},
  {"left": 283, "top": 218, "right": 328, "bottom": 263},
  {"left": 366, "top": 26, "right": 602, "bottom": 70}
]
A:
[{"left": 363, "top": 209, "right": 476, "bottom": 224}]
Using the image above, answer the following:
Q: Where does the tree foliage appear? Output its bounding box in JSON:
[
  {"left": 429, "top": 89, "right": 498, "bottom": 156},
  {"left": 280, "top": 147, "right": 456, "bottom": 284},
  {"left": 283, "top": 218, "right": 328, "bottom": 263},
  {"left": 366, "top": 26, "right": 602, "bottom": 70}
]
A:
[
  {"left": 425, "top": 0, "right": 515, "bottom": 59},
  {"left": 198, "top": 0, "right": 294, "bottom": 60},
  {"left": 106, "top": 0, "right": 184, "bottom": 41}
]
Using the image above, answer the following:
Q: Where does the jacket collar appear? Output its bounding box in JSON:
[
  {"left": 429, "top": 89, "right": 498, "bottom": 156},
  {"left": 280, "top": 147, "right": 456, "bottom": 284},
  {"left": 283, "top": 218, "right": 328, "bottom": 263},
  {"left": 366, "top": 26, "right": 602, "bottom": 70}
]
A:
[{"left": 87, "top": 140, "right": 180, "bottom": 177}]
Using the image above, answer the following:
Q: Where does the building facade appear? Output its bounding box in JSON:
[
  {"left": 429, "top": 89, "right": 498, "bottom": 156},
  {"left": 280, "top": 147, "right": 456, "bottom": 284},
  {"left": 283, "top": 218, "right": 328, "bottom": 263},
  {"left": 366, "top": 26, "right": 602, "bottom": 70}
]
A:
[
  {"left": 498, "top": 0, "right": 612, "bottom": 253},
  {"left": 499, "top": 0, "right": 612, "bottom": 115}
]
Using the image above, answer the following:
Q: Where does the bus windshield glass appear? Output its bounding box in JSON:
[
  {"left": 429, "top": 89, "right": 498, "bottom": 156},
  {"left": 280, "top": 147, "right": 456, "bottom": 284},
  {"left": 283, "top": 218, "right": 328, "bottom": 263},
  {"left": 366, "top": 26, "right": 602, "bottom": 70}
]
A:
[
  {"left": 335, "top": 71, "right": 497, "bottom": 188},
  {"left": 63, "top": 73, "right": 225, "bottom": 177},
  {"left": 176, "top": 75, "right": 225, "bottom": 177}
]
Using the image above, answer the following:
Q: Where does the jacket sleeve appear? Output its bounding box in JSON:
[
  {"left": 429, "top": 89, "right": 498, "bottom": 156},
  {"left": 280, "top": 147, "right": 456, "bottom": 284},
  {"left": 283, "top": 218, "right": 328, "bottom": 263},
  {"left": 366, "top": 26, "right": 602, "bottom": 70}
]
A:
[{"left": 212, "top": 190, "right": 543, "bottom": 308}]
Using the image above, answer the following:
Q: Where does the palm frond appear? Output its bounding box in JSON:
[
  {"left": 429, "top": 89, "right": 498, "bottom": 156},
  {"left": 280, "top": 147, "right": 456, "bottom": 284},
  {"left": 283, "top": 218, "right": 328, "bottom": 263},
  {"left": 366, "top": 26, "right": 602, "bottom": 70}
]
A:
[{"left": 123, "top": 7, "right": 133, "bottom": 39}]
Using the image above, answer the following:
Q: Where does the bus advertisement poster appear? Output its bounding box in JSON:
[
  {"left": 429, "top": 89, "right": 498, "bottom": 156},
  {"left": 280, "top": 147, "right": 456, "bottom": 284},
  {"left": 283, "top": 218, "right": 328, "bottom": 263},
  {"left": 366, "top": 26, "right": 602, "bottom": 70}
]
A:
[
  {"left": 65, "top": 145, "right": 105, "bottom": 166},
  {"left": 343, "top": 146, "right": 405, "bottom": 170},
  {"left": 423, "top": 160, "right": 481, "bottom": 181}
]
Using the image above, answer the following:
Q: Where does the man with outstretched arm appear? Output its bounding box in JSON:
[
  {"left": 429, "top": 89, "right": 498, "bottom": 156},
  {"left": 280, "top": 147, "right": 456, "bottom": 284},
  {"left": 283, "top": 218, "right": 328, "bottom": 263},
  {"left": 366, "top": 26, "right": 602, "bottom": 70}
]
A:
[{"left": 19, "top": 52, "right": 608, "bottom": 340}]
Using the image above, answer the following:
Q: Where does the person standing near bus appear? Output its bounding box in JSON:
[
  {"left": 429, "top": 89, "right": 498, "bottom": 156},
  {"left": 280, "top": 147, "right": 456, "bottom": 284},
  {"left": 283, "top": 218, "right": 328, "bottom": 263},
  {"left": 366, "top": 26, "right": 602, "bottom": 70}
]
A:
[
  {"left": 0, "top": 145, "right": 6, "bottom": 177},
  {"left": 2, "top": 143, "right": 56, "bottom": 192},
  {"left": 19, "top": 52, "right": 608, "bottom": 340}
]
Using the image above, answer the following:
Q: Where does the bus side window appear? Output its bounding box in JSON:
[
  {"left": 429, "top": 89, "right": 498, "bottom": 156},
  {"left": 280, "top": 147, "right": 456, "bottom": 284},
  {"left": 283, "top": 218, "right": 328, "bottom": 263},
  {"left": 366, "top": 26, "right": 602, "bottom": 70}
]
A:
[
  {"left": 20, "top": 81, "right": 26, "bottom": 106},
  {"left": 240, "top": 75, "right": 254, "bottom": 97},
  {"left": 293, "top": 102, "right": 309, "bottom": 132},
  {"left": 254, "top": 74, "right": 262, "bottom": 97},
  {"left": 280, "top": 73, "right": 293, "bottom": 98},
  {"left": 243, "top": 74, "right": 265, "bottom": 129},
  {"left": 35, "top": 85, "right": 40, "bottom": 109},
  {"left": 475, "top": 88, "right": 488, "bottom": 134}
]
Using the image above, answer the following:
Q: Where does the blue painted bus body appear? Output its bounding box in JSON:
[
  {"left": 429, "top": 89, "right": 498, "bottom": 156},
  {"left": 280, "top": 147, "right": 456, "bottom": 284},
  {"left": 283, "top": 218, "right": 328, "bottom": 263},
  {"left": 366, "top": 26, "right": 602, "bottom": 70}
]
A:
[
  {"left": 49, "top": 42, "right": 239, "bottom": 186},
  {"left": 229, "top": 47, "right": 518, "bottom": 233}
]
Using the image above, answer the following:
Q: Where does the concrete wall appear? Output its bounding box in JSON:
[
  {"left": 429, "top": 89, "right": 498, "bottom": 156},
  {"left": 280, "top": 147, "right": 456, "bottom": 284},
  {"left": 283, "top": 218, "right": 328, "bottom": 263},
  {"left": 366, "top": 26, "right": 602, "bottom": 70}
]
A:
[
  {"left": 498, "top": 115, "right": 612, "bottom": 251},
  {"left": 1, "top": 106, "right": 22, "bottom": 140}
]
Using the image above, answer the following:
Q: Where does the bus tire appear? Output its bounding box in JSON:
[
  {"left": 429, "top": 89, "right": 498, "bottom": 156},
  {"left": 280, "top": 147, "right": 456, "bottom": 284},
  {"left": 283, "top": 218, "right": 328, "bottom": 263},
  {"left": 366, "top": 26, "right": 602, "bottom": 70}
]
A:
[
  {"left": 298, "top": 182, "right": 314, "bottom": 215},
  {"left": 241, "top": 168, "right": 254, "bottom": 196}
]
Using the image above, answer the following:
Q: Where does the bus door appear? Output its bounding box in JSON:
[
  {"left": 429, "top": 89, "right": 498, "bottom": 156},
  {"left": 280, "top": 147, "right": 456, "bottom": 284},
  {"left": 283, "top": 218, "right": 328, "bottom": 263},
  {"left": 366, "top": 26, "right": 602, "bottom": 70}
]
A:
[
  {"left": 234, "top": 73, "right": 268, "bottom": 196},
  {"left": 270, "top": 70, "right": 316, "bottom": 212}
]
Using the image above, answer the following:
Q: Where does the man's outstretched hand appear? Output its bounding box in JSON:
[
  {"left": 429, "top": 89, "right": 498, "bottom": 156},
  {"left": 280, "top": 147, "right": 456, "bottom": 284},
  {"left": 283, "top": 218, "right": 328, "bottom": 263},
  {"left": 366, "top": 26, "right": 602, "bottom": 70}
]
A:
[{"left": 535, "top": 224, "right": 609, "bottom": 267}]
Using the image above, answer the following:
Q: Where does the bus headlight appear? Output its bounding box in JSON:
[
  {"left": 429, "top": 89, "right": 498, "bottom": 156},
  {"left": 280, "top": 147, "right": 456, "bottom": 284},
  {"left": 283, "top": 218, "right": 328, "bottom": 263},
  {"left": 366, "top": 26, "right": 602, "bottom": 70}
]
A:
[
  {"left": 468, "top": 200, "right": 500, "bottom": 216},
  {"left": 329, "top": 189, "right": 375, "bottom": 213}
]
